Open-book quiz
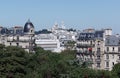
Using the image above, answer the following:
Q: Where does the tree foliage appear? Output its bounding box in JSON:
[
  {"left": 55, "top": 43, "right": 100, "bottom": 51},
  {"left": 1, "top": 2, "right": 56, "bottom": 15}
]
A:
[
  {"left": 111, "top": 63, "right": 120, "bottom": 78},
  {"left": 0, "top": 44, "right": 119, "bottom": 78},
  {"left": 0, "top": 45, "right": 29, "bottom": 78}
]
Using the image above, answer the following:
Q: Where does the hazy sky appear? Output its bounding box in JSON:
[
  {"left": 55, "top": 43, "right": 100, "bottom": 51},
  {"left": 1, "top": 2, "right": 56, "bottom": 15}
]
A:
[{"left": 0, "top": 0, "right": 120, "bottom": 33}]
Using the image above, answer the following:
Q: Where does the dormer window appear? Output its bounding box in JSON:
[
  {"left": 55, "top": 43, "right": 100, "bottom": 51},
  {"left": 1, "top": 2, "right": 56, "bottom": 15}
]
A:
[
  {"left": 97, "top": 34, "right": 100, "bottom": 37},
  {"left": 107, "top": 39, "right": 110, "bottom": 44},
  {"left": 119, "top": 40, "right": 120, "bottom": 45},
  {"left": 113, "top": 40, "right": 115, "bottom": 43}
]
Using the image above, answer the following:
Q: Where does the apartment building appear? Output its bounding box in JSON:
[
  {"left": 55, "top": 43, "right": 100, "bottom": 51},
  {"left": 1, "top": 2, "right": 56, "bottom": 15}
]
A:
[
  {"left": 76, "top": 28, "right": 120, "bottom": 70},
  {"left": 0, "top": 19, "right": 35, "bottom": 52},
  {"left": 104, "top": 35, "right": 120, "bottom": 70}
]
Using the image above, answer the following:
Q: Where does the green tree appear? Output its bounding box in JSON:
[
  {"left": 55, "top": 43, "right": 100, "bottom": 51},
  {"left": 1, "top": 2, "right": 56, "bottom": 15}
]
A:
[
  {"left": 0, "top": 45, "right": 113, "bottom": 78},
  {"left": 0, "top": 45, "right": 29, "bottom": 78},
  {"left": 111, "top": 63, "right": 120, "bottom": 78}
]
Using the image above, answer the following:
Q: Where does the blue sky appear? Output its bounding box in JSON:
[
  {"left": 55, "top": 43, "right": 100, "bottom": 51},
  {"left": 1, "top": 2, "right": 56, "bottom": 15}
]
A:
[{"left": 0, "top": 0, "right": 120, "bottom": 33}]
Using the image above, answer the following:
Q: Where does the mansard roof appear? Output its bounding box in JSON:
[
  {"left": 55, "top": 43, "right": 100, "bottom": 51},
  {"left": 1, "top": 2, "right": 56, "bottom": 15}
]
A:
[{"left": 105, "top": 35, "right": 120, "bottom": 46}]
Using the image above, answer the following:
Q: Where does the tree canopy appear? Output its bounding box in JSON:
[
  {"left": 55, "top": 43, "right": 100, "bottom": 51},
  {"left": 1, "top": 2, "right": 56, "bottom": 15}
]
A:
[{"left": 0, "top": 44, "right": 119, "bottom": 78}]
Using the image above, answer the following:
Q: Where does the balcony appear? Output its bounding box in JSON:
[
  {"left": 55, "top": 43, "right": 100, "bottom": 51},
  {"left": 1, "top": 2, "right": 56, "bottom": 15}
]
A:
[
  {"left": 105, "top": 67, "right": 109, "bottom": 70},
  {"left": 96, "top": 52, "right": 101, "bottom": 55},
  {"left": 77, "top": 50, "right": 94, "bottom": 55},
  {"left": 87, "top": 58, "right": 93, "bottom": 63},
  {"left": 104, "top": 51, "right": 120, "bottom": 54},
  {"left": 77, "top": 44, "right": 95, "bottom": 48},
  {"left": 95, "top": 59, "right": 101, "bottom": 62},
  {"left": 105, "top": 59, "right": 110, "bottom": 62},
  {"left": 7, "top": 39, "right": 35, "bottom": 42}
]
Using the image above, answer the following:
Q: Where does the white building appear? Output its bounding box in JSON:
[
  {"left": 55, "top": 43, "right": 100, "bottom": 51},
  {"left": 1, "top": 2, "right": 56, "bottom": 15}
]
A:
[
  {"left": 35, "top": 33, "right": 62, "bottom": 53},
  {"left": 35, "top": 22, "right": 77, "bottom": 52},
  {"left": 51, "top": 22, "right": 77, "bottom": 49}
]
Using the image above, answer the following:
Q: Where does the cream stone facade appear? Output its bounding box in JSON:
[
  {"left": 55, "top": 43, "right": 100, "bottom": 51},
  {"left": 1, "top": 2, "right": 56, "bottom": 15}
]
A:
[
  {"left": 76, "top": 28, "right": 120, "bottom": 71},
  {"left": 0, "top": 20, "right": 119, "bottom": 71},
  {"left": 104, "top": 35, "right": 120, "bottom": 70},
  {"left": 0, "top": 20, "right": 35, "bottom": 52}
]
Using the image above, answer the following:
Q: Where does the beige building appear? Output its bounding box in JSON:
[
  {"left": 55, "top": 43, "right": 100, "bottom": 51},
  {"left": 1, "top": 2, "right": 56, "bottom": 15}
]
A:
[
  {"left": 104, "top": 35, "right": 120, "bottom": 70},
  {"left": 76, "top": 28, "right": 120, "bottom": 71},
  {"left": 0, "top": 19, "right": 35, "bottom": 52}
]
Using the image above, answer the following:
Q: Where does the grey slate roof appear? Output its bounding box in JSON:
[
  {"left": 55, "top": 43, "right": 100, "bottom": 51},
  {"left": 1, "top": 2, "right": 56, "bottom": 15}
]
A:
[
  {"left": 105, "top": 35, "right": 120, "bottom": 46},
  {"left": 77, "top": 30, "right": 104, "bottom": 41}
]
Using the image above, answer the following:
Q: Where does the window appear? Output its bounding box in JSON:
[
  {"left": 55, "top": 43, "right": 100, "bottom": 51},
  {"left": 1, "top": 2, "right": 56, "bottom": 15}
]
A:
[
  {"left": 90, "top": 41, "right": 92, "bottom": 45},
  {"left": 16, "top": 43, "right": 19, "bottom": 46},
  {"left": 97, "top": 48, "right": 100, "bottom": 52},
  {"left": 97, "top": 41, "right": 100, "bottom": 45},
  {"left": 107, "top": 47, "right": 109, "bottom": 52},
  {"left": 31, "top": 30, "right": 33, "bottom": 33},
  {"left": 17, "top": 36, "right": 19, "bottom": 41},
  {"left": 113, "top": 47, "right": 114, "bottom": 51},
  {"left": 97, "top": 34, "right": 100, "bottom": 37},
  {"left": 10, "top": 43, "right": 11, "bottom": 46},
  {"left": 106, "top": 54, "right": 109, "bottom": 59},
  {"left": 107, "top": 39, "right": 110, "bottom": 44},
  {"left": 9, "top": 30, "right": 14, "bottom": 34},
  {"left": 112, "top": 62, "right": 114, "bottom": 66},
  {"left": 97, "top": 56, "right": 100, "bottom": 59},
  {"left": 2, "top": 37, "right": 5, "bottom": 40},
  {"left": 97, "top": 63, "right": 100, "bottom": 68},
  {"left": 97, "top": 51, "right": 100, "bottom": 55},
  {"left": 112, "top": 54, "right": 114, "bottom": 59},
  {"left": 106, "top": 62, "right": 109, "bottom": 67},
  {"left": 118, "top": 47, "right": 120, "bottom": 52},
  {"left": 119, "top": 40, "right": 120, "bottom": 45}
]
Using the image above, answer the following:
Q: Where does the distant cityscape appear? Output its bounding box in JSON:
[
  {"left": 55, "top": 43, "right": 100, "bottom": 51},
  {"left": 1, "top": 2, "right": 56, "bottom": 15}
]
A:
[{"left": 0, "top": 19, "right": 120, "bottom": 71}]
